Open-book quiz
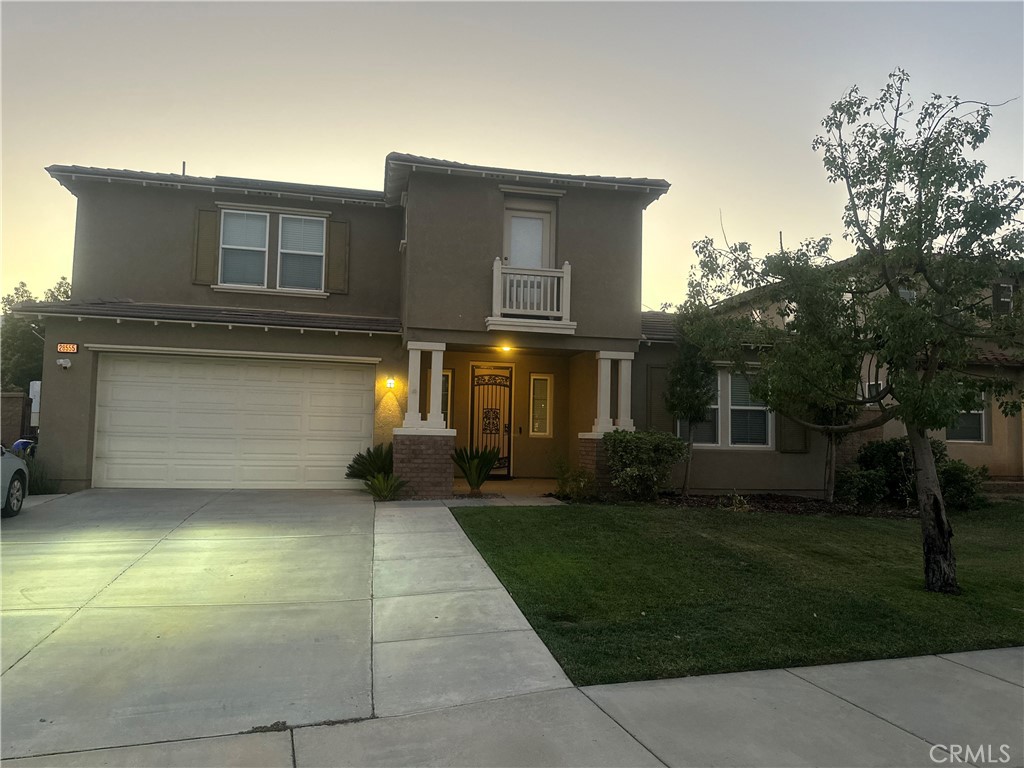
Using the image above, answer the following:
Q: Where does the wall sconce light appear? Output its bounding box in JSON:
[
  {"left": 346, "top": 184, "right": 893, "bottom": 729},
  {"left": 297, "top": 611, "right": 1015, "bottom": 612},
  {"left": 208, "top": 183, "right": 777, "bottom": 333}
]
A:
[
  {"left": 500, "top": 346, "right": 511, "bottom": 352},
  {"left": 56, "top": 358, "right": 72, "bottom": 370},
  {"left": 385, "top": 375, "right": 396, "bottom": 389}
]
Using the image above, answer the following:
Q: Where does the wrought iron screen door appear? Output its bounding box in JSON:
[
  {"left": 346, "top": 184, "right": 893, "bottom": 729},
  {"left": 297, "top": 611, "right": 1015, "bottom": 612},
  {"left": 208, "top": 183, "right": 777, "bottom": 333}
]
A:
[{"left": 470, "top": 364, "right": 513, "bottom": 478}]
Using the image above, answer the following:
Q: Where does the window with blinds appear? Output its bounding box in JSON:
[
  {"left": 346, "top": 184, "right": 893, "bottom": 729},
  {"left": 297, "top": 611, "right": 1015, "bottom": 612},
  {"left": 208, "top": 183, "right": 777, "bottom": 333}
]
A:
[
  {"left": 947, "top": 406, "right": 985, "bottom": 442},
  {"left": 730, "top": 373, "right": 769, "bottom": 446},
  {"left": 278, "top": 216, "right": 326, "bottom": 291},
  {"left": 220, "top": 211, "right": 268, "bottom": 286}
]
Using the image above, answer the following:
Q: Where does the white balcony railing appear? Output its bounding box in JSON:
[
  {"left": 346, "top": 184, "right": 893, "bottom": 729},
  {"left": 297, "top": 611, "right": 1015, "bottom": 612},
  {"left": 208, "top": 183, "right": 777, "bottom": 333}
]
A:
[{"left": 491, "top": 258, "right": 571, "bottom": 321}]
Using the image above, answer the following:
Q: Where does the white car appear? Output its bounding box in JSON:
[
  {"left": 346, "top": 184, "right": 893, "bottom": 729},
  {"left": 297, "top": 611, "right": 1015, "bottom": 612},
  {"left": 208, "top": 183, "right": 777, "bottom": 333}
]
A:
[{"left": 1, "top": 445, "right": 28, "bottom": 518}]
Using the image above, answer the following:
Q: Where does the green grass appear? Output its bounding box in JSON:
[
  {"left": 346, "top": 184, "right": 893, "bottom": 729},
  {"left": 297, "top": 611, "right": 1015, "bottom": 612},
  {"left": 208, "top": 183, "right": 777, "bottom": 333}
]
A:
[{"left": 452, "top": 501, "right": 1024, "bottom": 686}]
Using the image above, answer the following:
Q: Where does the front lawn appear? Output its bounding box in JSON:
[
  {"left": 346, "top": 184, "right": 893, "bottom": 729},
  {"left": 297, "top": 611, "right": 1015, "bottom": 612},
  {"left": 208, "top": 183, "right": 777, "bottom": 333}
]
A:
[{"left": 453, "top": 501, "right": 1024, "bottom": 686}]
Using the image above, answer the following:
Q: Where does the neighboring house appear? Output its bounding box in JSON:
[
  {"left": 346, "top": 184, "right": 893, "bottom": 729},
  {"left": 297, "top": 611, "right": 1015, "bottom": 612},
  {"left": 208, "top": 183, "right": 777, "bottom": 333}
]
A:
[
  {"left": 18, "top": 154, "right": 671, "bottom": 494},
  {"left": 638, "top": 270, "right": 1024, "bottom": 489}
]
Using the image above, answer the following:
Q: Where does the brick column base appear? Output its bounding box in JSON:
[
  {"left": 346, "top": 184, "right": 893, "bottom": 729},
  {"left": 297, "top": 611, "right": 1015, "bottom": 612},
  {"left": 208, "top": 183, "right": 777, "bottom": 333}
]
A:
[
  {"left": 393, "top": 432, "right": 455, "bottom": 499},
  {"left": 578, "top": 435, "right": 615, "bottom": 496}
]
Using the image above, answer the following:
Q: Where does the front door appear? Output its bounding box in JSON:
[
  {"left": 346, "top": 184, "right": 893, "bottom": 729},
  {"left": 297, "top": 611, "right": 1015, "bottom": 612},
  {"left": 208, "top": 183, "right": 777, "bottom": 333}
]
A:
[{"left": 470, "top": 364, "right": 513, "bottom": 478}]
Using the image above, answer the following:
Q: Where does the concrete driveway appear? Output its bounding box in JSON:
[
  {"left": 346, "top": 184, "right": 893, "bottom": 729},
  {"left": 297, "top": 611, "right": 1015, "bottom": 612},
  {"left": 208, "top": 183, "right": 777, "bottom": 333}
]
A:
[{"left": 0, "top": 490, "right": 570, "bottom": 764}]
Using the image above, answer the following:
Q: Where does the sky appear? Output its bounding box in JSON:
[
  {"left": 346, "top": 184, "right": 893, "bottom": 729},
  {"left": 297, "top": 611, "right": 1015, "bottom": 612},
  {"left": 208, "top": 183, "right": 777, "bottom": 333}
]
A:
[{"left": 2, "top": 1, "right": 1022, "bottom": 312}]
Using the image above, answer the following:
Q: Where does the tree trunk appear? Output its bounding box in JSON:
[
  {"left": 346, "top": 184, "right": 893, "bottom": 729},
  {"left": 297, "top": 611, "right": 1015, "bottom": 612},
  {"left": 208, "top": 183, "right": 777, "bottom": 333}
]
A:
[
  {"left": 906, "top": 427, "right": 959, "bottom": 594},
  {"left": 823, "top": 433, "right": 837, "bottom": 503},
  {"left": 682, "top": 425, "right": 695, "bottom": 496}
]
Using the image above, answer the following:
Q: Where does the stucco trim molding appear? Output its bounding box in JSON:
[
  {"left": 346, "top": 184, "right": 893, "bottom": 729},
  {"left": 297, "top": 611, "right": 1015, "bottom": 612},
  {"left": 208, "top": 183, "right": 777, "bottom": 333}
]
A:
[
  {"left": 83, "top": 344, "right": 382, "bottom": 365},
  {"left": 485, "top": 317, "right": 578, "bottom": 335}
]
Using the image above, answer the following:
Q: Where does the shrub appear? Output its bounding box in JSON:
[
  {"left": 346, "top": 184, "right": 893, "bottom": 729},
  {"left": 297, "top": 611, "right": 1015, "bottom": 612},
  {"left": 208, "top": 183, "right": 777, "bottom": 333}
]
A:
[
  {"left": 362, "top": 473, "right": 408, "bottom": 501},
  {"left": 855, "top": 436, "right": 947, "bottom": 507},
  {"left": 937, "top": 460, "right": 988, "bottom": 510},
  {"left": 346, "top": 443, "right": 393, "bottom": 480},
  {"left": 834, "top": 467, "right": 888, "bottom": 506},
  {"left": 554, "top": 459, "right": 596, "bottom": 503},
  {"left": 602, "top": 430, "right": 688, "bottom": 502},
  {"left": 452, "top": 447, "right": 500, "bottom": 496},
  {"left": 853, "top": 436, "right": 986, "bottom": 509}
]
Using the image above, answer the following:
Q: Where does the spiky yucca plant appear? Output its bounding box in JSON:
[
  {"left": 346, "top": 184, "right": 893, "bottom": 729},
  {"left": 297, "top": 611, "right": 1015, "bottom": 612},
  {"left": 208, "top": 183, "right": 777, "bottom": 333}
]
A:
[
  {"left": 363, "top": 473, "right": 409, "bottom": 501},
  {"left": 345, "top": 443, "right": 393, "bottom": 480},
  {"left": 451, "top": 447, "right": 500, "bottom": 497}
]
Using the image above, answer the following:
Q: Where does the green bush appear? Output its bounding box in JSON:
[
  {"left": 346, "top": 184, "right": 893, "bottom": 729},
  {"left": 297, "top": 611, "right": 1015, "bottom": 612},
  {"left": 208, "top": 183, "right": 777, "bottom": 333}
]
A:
[
  {"left": 855, "top": 436, "right": 946, "bottom": 506},
  {"left": 554, "top": 459, "right": 596, "bottom": 503},
  {"left": 834, "top": 467, "right": 888, "bottom": 506},
  {"left": 854, "top": 436, "right": 986, "bottom": 509},
  {"left": 452, "top": 447, "right": 500, "bottom": 495},
  {"left": 362, "top": 473, "right": 408, "bottom": 501},
  {"left": 937, "top": 460, "right": 988, "bottom": 510},
  {"left": 602, "top": 430, "right": 688, "bottom": 502},
  {"left": 346, "top": 443, "right": 393, "bottom": 480}
]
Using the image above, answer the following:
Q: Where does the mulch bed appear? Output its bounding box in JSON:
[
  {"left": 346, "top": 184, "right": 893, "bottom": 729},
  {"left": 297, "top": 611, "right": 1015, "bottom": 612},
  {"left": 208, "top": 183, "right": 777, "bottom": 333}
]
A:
[{"left": 655, "top": 492, "right": 919, "bottom": 519}]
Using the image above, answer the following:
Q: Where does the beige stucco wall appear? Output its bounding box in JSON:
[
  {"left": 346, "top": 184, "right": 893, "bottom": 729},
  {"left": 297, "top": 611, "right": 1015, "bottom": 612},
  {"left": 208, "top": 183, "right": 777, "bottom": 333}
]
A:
[
  {"left": 37, "top": 317, "right": 406, "bottom": 491},
  {"left": 65, "top": 181, "right": 403, "bottom": 318},
  {"left": 402, "top": 173, "right": 645, "bottom": 343}
]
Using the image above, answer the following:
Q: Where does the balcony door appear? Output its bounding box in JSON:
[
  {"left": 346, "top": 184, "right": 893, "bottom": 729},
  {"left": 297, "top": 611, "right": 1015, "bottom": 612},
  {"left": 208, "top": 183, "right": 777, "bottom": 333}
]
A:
[
  {"left": 470, "top": 364, "right": 513, "bottom": 478},
  {"left": 504, "top": 198, "right": 555, "bottom": 269}
]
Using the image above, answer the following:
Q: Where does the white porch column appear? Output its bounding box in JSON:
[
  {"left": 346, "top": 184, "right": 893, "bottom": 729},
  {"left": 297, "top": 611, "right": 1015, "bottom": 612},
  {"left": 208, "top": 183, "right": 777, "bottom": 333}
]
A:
[
  {"left": 405, "top": 341, "right": 447, "bottom": 429},
  {"left": 426, "top": 347, "right": 446, "bottom": 429},
  {"left": 593, "top": 354, "right": 614, "bottom": 433},
  {"left": 402, "top": 347, "right": 424, "bottom": 428},
  {"left": 616, "top": 356, "right": 635, "bottom": 431}
]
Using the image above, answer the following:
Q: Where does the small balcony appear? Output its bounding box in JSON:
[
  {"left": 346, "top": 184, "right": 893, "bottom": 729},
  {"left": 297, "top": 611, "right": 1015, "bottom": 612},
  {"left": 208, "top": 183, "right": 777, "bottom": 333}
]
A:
[{"left": 485, "top": 258, "right": 577, "bottom": 335}]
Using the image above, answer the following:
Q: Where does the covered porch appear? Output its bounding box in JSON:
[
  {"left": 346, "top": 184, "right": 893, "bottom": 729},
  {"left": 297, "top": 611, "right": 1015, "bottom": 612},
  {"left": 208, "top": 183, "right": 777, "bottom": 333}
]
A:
[{"left": 391, "top": 340, "right": 636, "bottom": 497}]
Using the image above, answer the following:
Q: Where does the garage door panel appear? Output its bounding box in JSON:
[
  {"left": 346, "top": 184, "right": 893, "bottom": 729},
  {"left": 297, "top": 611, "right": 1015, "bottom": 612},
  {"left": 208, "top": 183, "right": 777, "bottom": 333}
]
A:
[
  {"left": 171, "top": 436, "right": 237, "bottom": 458},
  {"left": 177, "top": 411, "right": 239, "bottom": 431},
  {"left": 239, "top": 438, "right": 302, "bottom": 458},
  {"left": 242, "top": 389, "right": 304, "bottom": 409},
  {"left": 309, "top": 415, "right": 371, "bottom": 434},
  {"left": 94, "top": 353, "right": 375, "bottom": 489},
  {"left": 177, "top": 386, "right": 242, "bottom": 407},
  {"left": 102, "top": 408, "right": 175, "bottom": 431},
  {"left": 101, "top": 462, "right": 172, "bottom": 484}
]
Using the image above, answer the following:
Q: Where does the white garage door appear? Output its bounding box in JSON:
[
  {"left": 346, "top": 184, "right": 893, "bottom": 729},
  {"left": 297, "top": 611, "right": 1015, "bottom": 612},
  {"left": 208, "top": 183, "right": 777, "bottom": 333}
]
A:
[{"left": 93, "top": 353, "right": 374, "bottom": 489}]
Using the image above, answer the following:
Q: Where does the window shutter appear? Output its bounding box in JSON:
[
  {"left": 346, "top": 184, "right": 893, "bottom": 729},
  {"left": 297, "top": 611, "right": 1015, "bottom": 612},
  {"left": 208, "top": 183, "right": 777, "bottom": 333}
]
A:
[
  {"left": 193, "top": 209, "right": 220, "bottom": 285},
  {"left": 326, "top": 220, "right": 350, "bottom": 294},
  {"left": 777, "top": 415, "right": 809, "bottom": 453},
  {"left": 646, "top": 366, "right": 675, "bottom": 433}
]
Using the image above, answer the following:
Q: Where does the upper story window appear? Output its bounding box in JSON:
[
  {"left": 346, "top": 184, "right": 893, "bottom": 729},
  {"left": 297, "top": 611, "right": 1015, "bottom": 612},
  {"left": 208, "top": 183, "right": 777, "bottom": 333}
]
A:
[
  {"left": 278, "top": 216, "right": 326, "bottom": 291},
  {"left": 993, "top": 283, "right": 1015, "bottom": 316},
  {"left": 504, "top": 198, "right": 556, "bottom": 269},
  {"left": 215, "top": 209, "right": 328, "bottom": 293},
  {"left": 194, "top": 206, "right": 348, "bottom": 296},
  {"left": 220, "top": 211, "right": 269, "bottom": 287}
]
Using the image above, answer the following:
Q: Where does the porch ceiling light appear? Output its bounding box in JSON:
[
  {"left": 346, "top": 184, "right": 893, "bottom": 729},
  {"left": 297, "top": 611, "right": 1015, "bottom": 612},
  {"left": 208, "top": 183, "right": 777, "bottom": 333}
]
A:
[{"left": 501, "top": 346, "right": 512, "bottom": 352}]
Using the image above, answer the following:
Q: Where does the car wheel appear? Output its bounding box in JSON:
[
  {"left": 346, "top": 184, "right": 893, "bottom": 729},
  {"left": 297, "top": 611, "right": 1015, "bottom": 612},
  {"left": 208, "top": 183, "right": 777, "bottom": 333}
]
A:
[{"left": 2, "top": 472, "right": 25, "bottom": 518}]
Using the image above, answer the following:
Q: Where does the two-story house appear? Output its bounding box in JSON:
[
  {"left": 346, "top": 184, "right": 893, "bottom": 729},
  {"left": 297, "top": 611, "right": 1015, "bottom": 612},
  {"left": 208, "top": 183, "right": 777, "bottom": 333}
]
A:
[{"left": 21, "top": 153, "right": 675, "bottom": 495}]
